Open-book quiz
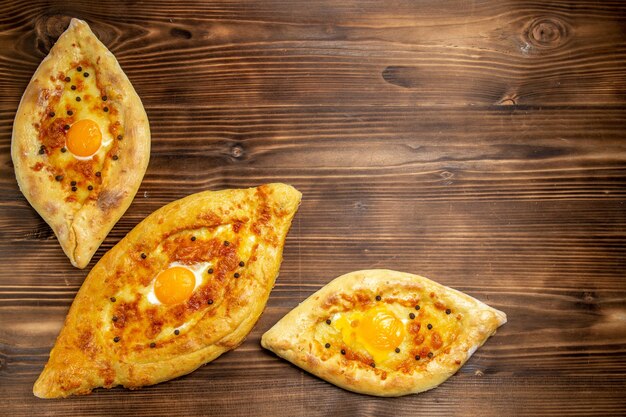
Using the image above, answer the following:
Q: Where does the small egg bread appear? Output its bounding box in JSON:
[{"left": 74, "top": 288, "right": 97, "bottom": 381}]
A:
[
  {"left": 12, "top": 18, "right": 150, "bottom": 268},
  {"left": 33, "top": 183, "right": 301, "bottom": 398},
  {"left": 262, "top": 270, "right": 506, "bottom": 397}
]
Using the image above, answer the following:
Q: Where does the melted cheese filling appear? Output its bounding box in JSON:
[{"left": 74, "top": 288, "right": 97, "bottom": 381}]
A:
[
  {"left": 103, "top": 221, "right": 257, "bottom": 351},
  {"left": 42, "top": 64, "right": 121, "bottom": 204},
  {"left": 315, "top": 296, "right": 463, "bottom": 369}
]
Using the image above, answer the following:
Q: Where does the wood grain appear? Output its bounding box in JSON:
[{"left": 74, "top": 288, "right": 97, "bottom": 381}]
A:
[{"left": 1, "top": 0, "right": 625, "bottom": 415}]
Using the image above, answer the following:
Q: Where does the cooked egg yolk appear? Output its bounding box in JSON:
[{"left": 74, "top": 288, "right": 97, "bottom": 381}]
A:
[
  {"left": 154, "top": 266, "right": 196, "bottom": 305},
  {"left": 334, "top": 306, "right": 405, "bottom": 363},
  {"left": 66, "top": 119, "right": 102, "bottom": 157}
]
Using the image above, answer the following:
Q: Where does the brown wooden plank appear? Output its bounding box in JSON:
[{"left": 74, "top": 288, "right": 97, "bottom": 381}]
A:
[
  {"left": 1, "top": 106, "right": 625, "bottom": 178},
  {"left": 1, "top": 1, "right": 626, "bottom": 107},
  {"left": 1, "top": 0, "right": 626, "bottom": 415}
]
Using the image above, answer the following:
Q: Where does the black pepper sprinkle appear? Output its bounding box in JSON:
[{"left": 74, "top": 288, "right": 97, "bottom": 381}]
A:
[
  {"left": 71, "top": 186, "right": 77, "bottom": 192},
  {"left": 415, "top": 355, "right": 420, "bottom": 361},
  {"left": 395, "top": 347, "right": 400, "bottom": 353},
  {"left": 370, "top": 363, "right": 376, "bottom": 368},
  {"left": 112, "top": 316, "right": 118, "bottom": 322},
  {"left": 223, "top": 241, "right": 230, "bottom": 246},
  {"left": 113, "top": 337, "right": 120, "bottom": 343},
  {"left": 191, "top": 236, "right": 196, "bottom": 241},
  {"left": 110, "top": 297, "right": 116, "bottom": 302},
  {"left": 77, "top": 66, "right": 82, "bottom": 72},
  {"left": 428, "top": 352, "right": 434, "bottom": 358},
  {"left": 375, "top": 295, "right": 381, "bottom": 301},
  {"left": 427, "top": 324, "right": 433, "bottom": 330},
  {"left": 141, "top": 253, "right": 147, "bottom": 259},
  {"left": 49, "top": 112, "right": 55, "bottom": 117},
  {"left": 55, "top": 175, "right": 63, "bottom": 181},
  {"left": 174, "top": 329, "right": 180, "bottom": 335},
  {"left": 103, "top": 106, "right": 109, "bottom": 112},
  {"left": 70, "top": 180, "right": 76, "bottom": 186},
  {"left": 76, "top": 97, "right": 81, "bottom": 102},
  {"left": 38, "top": 148, "right": 45, "bottom": 155},
  {"left": 341, "top": 349, "right": 346, "bottom": 355},
  {"left": 239, "top": 261, "right": 245, "bottom": 267},
  {"left": 150, "top": 342, "right": 156, "bottom": 348},
  {"left": 234, "top": 273, "right": 240, "bottom": 278},
  {"left": 95, "top": 171, "right": 101, "bottom": 177},
  {"left": 88, "top": 185, "right": 93, "bottom": 191},
  {"left": 61, "top": 147, "right": 67, "bottom": 153},
  {"left": 83, "top": 72, "right": 89, "bottom": 77},
  {"left": 409, "top": 313, "right": 415, "bottom": 320},
  {"left": 64, "top": 124, "right": 70, "bottom": 130},
  {"left": 64, "top": 76, "right": 70, "bottom": 82},
  {"left": 112, "top": 155, "right": 119, "bottom": 161},
  {"left": 325, "top": 343, "right": 330, "bottom": 348},
  {"left": 71, "top": 85, "right": 76, "bottom": 90},
  {"left": 446, "top": 309, "right": 451, "bottom": 315},
  {"left": 117, "top": 134, "right": 123, "bottom": 140},
  {"left": 415, "top": 305, "right": 421, "bottom": 310},
  {"left": 102, "top": 95, "right": 107, "bottom": 101},
  {"left": 208, "top": 299, "right": 213, "bottom": 305},
  {"left": 67, "top": 110, "right": 73, "bottom": 115},
  {"left": 326, "top": 319, "right": 331, "bottom": 325},
  {"left": 208, "top": 268, "right": 214, "bottom": 274}
]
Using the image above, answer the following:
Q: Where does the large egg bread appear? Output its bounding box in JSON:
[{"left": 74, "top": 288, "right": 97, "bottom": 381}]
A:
[
  {"left": 34, "top": 183, "right": 301, "bottom": 398},
  {"left": 12, "top": 19, "right": 150, "bottom": 268},
  {"left": 262, "top": 269, "right": 506, "bottom": 396}
]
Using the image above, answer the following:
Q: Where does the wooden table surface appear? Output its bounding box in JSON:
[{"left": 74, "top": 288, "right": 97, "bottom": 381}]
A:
[{"left": 1, "top": 1, "right": 626, "bottom": 415}]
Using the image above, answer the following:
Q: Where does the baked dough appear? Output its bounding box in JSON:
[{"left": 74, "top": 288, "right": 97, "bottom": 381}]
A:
[
  {"left": 262, "top": 269, "right": 506, "bottom": 396},
  {"left": 12, "top": 18, "right": 150, "bottom": 268},
  {"left": 33, "top": 183, "right": 301, "bottom": 398}
]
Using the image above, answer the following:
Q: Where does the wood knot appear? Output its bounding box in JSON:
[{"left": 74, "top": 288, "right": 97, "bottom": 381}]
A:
[
  {"left": 439, "top": 170, "right": 455, "bottom": 185},
  {"left": 353, "top": 201, "right": 367, "bottom": 211},
  {"left": 498, "top": 98, "right": 516, "bottom": 106},
  {"left": 34, "top": 15, "right": 72, "bottom": 54},
  {"left": 170, "top": 27, "right": 192, "bottom": 39},
  {"left": 525, "top": 17, "right": 568, "bottom": 49},
  {"left": 381, "top": 66, "right": 419, "bottom": 89},
  {"left": 230, "top": 145, "right": 244, "bottom": 158},
  {"left": 439, "top": 170, "right": 454, "bottom": 180},
  {"left": 497, "top": 90, "right": 518, "bottom": 106},
  {"left": 582, "top": 291, "right": 596, "bottom": 303},
  {"left": 578, "top": 290, "right": 599, "bottom": 312}
]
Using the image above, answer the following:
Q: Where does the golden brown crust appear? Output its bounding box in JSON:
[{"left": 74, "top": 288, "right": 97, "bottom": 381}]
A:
[
  {"left": 12, "top": 18, "right": 150, "bottom": 268},
  {"left": 261, "top": 269, "right": 506, "bottom": 397},
  {"left": 33, "top": 183, "right": 301, "bottom": 398}
]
